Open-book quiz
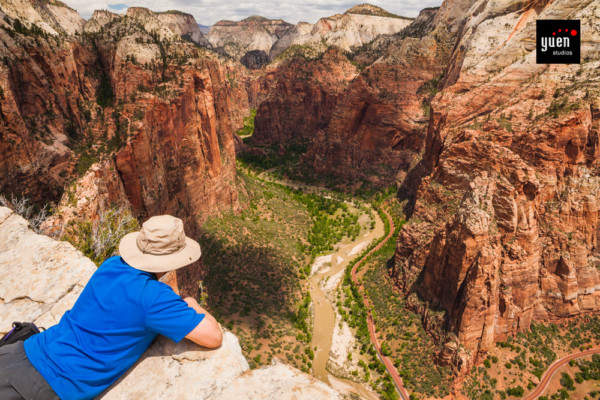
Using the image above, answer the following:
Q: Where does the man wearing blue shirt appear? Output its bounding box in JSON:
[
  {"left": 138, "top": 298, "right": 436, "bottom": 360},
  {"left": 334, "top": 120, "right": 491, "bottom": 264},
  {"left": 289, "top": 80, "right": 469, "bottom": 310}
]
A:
[{"left": 0, "top": 215, "right": 222, "bottom": 400}]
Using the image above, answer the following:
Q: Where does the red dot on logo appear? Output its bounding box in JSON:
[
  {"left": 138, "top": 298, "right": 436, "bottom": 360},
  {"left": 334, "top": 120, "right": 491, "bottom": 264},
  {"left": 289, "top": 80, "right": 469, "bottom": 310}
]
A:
[
  {"left": 571, "top": 29, "right": 577, "bottom": 36},
  {"left": 559, "top": 29, "right": 562, "bottom": 32},
  {"left": 553, "top": 32, "right": 556, "bottom": 35}
]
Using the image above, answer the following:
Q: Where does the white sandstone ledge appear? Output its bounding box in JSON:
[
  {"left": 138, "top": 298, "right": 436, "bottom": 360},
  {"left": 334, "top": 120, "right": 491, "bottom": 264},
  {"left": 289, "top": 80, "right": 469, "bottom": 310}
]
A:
[{"left": 0, "top": 207, "right": 341, "bottom": 399}]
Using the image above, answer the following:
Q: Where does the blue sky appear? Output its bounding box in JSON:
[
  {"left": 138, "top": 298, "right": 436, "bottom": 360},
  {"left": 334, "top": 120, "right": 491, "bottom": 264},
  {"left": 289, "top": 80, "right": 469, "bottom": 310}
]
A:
[{"left": 64, "top": 0, "right": 443, "bottom": 26}]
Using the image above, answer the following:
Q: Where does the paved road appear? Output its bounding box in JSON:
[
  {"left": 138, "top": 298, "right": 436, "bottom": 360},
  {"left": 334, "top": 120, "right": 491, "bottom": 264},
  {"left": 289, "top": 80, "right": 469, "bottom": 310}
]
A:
[
  {"left": 350, "top": 206, "right": 411, "bottom": 400},
  {"left": 522, "top": 347, "right": 600, "bottom": 400}
]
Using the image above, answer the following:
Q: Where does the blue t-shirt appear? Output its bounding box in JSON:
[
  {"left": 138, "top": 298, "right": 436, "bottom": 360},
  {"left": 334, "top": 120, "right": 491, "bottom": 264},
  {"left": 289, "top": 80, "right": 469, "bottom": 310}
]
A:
[{"left": 24, "top": 256, "right": 204, "bottom": 400}]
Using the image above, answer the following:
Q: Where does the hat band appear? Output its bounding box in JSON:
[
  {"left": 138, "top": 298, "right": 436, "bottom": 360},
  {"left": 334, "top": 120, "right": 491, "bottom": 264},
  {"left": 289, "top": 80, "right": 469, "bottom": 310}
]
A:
[{"left": 140, "top": 242, "right": 186, "bottom": 255}]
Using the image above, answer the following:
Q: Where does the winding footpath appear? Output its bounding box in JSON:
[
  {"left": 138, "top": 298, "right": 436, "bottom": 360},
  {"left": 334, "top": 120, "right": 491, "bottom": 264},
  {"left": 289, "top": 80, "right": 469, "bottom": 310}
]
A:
[
  {"left": 522, "top": 347, "right": 600, "bottom": 400},
  {"left": 350, "top": 207, "right": 411, "bottom": 400}
]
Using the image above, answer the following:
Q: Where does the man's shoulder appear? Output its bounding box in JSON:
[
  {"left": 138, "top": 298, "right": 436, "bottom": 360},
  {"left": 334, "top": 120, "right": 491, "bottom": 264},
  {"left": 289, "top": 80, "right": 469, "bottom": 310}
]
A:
[{"left": 99, "top": 256, "right": 152, "bottom": 277}]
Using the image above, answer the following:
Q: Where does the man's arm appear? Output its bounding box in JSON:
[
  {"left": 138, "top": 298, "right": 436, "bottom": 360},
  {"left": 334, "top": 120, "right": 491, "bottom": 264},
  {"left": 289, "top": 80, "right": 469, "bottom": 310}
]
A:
[{"left": 183, "top": 297, "right": 223, "bottom": 348}]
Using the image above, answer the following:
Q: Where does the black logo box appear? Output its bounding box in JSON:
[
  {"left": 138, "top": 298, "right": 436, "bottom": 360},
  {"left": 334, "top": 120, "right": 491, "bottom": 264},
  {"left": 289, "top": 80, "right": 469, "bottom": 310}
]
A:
[{"left": 536, "top": 19, "right": 580, "bottom": 64}]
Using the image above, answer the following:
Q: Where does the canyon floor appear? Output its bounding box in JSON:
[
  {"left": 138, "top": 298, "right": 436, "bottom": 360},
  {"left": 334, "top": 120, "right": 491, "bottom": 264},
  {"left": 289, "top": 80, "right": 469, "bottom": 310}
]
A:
[{"left": 200, "top": 152, "right": 600, "bottom": 400}]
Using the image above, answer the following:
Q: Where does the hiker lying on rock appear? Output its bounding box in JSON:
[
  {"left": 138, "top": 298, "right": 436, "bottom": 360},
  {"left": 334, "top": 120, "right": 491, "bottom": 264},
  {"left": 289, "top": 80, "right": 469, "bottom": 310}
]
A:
[{"left": 0, "top": 215, "right": 223, "bottom": 400}]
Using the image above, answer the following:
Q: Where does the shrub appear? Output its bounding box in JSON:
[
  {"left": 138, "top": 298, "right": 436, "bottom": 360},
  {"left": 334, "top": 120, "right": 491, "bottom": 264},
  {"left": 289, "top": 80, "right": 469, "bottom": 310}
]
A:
[
  {"left": 0, "top": 194, "right": 48, "bottom": 233},
  {"left": 560, "top": 372, "right": 575, "bottom": 391},
  {"left": 61, "top": 207, "right": 139, "bottom": 266},
  {"left": 506, "top": 386, "right": 524, "bottom": 397}
]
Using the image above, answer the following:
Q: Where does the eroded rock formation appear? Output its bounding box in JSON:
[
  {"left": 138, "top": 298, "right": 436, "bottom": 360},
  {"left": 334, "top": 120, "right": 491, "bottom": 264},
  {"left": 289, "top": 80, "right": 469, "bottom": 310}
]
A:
[
  {"left": 208, "top": 5, "right": 412, "bottom": 63},
  {"left": 391, "top": 0, "right": 600, "bottom": 372},
  {"left": 270, "top": 4, "right": 413, "bottom": 59},
  {"left": 251, "top": 48, "right": 358, "bottom": 145},
  {"left": 302, "top": 5, "right": 457, "bottom": 185},
  {"left": 0, "top": 3, "right": 248, "bottom": 231},
  {"left": 208, "top": 16, "right": 293, "bottom": 61}
]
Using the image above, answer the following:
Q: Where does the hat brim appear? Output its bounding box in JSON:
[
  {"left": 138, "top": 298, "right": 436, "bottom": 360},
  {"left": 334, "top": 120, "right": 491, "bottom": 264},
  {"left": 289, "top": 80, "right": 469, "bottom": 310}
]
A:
[{"left": 118, "top": 232, "right": 201, "bottom": 273}]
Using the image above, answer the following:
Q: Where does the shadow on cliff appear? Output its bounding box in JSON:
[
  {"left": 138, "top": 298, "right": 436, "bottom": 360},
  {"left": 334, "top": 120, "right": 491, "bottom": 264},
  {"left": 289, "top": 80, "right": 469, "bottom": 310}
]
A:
[
  {"left": 397, "top": 159, "right": 431, "bottom": 219},
  {"left": 196, "top": 232, "right": 299, "bottom": 319}
]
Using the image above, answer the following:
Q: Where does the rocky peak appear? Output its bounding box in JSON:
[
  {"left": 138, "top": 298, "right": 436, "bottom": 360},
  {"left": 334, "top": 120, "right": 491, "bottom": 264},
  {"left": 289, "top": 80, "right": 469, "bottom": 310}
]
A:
[
  {"left": 83, "top": 9, "right": 118, "bottom": 33},
  {"left": 0, "top": 0, "right": 84, "bottom": 34},
  {"left": 241, "top": 15, "right": 278, "bottom": 23},
  {"left": 0, "top": 207, "right": 342, "bottom": 399},
  {"left": 156, "top": 10, "right": 210, "bottom": 46},
  {"left": 124, "top": 7, "right": 176, "bottom": 41},
  {"left": 208, "top": 16, "right": 293, "bottom": 59},
  {"left": 0, "top": 1, "right": 247, "bottom": 230},
  {"left": 346, "top": 3, "right": 412, "bottom": 19}
]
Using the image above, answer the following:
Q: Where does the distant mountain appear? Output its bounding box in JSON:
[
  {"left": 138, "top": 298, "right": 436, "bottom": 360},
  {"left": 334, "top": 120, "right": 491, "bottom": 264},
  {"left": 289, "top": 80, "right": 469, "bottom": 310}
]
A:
[
  {"left": 208, "top": 5, "right": 412, "bottom": 63},
  {"left": 346, "top": 3, "right": 413, "bottom": 20},
  {"left": 198, "top": 23, "right": 210, "bottom": 35},
  {"left": 208, "top": 16, "right": 293, "bottom": 60}
]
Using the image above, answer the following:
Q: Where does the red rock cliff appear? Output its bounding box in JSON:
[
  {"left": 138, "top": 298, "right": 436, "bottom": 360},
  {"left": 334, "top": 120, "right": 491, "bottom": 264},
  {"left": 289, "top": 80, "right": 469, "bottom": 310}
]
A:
[
  {"left": 0, "top": 6, "right": 249, "bottom": 231},
  {"left": 392, "top": 0, "right": 600, "bottom": 372},
  {"left": 304, "top": 5, "right": 458, "bottom": 185},
  {"left": 251, "top": 48, "right": 358, "bottom": 145}
]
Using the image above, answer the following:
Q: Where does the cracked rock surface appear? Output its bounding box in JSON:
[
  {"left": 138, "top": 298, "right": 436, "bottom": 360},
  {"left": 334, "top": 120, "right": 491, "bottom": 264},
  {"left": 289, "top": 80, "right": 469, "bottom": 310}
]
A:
[
  {"left": 0, "top": 207, "right": 95, "bottom": 333},
  {"left": 0, "top": 206, "right": 341, "bottom": 399}
]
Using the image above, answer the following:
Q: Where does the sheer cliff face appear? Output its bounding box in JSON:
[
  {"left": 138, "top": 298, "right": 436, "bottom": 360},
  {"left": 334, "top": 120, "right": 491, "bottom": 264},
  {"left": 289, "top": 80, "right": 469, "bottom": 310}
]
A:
[
  {"left": 269, "top": 9, "right": 412, "bottom": 59},
  {"left": 392, "top": 0, "right": 600, "bottom": 371},
  {"left": 0, "top": 17, "right": 100, "bottom": 203},
  {"left": 208, "top": 17, "right": 293, "bottom": 60},
  {"left": 302, "top": 7, "right": 457, "bottom": 185},
  {"left": 0, "top": 6, "right": 247, "bottom": 229},
  {"left": 251, "top": 48, "right": 358, "bottom": 145},
  {"left": 109, "top": 56, "right": 243, "bottom": 227},
  {"left": 0, "top": 0, "right": 85, "bottom": 35}
]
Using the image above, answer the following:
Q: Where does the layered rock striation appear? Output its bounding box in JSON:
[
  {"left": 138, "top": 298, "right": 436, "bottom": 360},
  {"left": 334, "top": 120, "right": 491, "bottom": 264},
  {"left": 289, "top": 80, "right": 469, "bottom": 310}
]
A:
[
  {"left": 208, "top": 5, "right": 412, "bottom": 63},
  {"left": 208, "top": 16, "right": 293, "bottom": 61},
  {"left": 391, "top": 0, "right": 600, "bottom": 372},
  {"left": 301, "top": 5, "right": 458, "bottom": 186},
  {"left": 0, "top": 0, "right": 84, "bottom": 35},
  {"left": 270, "top": 4, "right": 413, "bottom": 59},
  {"left": 251, "top": 48, "right": 358, "bottom": 145},
  {"left": 0, "top": 3, "right": 248, "bottom": 230},
  {"left": 243, "top": 5, "right": 457, "bottom": 186}
]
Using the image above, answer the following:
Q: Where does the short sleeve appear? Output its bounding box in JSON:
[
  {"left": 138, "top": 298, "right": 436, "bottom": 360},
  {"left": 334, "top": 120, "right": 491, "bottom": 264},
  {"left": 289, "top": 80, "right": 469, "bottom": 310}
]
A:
[{"left": 144, "top": 281, "right": 205, "bottom": 343}]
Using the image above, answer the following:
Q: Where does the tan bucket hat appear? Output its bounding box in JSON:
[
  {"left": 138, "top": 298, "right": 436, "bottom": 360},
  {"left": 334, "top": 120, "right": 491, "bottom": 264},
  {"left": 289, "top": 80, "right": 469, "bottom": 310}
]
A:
[{"left": 119, "top": 215, "right": 201, "bottom": 273}]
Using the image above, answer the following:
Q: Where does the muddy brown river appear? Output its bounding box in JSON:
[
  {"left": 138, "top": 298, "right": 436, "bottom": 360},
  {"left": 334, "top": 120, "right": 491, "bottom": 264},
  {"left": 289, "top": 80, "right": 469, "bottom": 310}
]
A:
[
  {"left": 254, "top": 171, "right": 384, "bottom": 399},
  {"left": 308, "top": 205, "right": 384, "bottom": 400}
]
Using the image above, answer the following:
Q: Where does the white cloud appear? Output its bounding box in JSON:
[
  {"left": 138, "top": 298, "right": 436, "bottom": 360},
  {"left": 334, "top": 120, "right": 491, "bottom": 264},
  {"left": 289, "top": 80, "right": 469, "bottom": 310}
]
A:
[{"left": 64, "top": 0, "right": 443, "bottom": 26}]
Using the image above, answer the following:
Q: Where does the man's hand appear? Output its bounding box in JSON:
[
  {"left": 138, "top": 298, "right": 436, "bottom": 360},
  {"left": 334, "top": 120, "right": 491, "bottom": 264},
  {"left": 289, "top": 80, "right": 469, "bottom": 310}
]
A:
[{"left": 183, "top": 297, "right": 223, "bottom": 348}]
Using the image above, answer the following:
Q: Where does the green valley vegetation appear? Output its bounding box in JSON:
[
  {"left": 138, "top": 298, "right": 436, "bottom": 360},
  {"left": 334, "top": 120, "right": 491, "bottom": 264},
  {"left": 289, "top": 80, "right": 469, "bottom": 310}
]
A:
[
  {"left": 336, "top": 196, "right": 452, "bottom": 399},
  {"left": 463, "top": 317, "right": 600, "bottom": 399},
  {"left": 237, "top": 138, "right": 390, "bottom": 199},
  {"left": 235, "top": 108, "right": 256, "bottom": 138},
  {"left": 59, "top": 206, "right": 139, "bottom": 266},
  {"left": 198, "top": 169, "right": 363, "bottom": 371}
]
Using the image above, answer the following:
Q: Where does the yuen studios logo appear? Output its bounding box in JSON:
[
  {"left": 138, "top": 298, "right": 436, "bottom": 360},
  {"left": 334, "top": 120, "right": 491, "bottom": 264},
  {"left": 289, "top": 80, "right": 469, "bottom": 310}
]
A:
[{"left": 536, "top": 19, "right": 580, "bottom": 64}]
